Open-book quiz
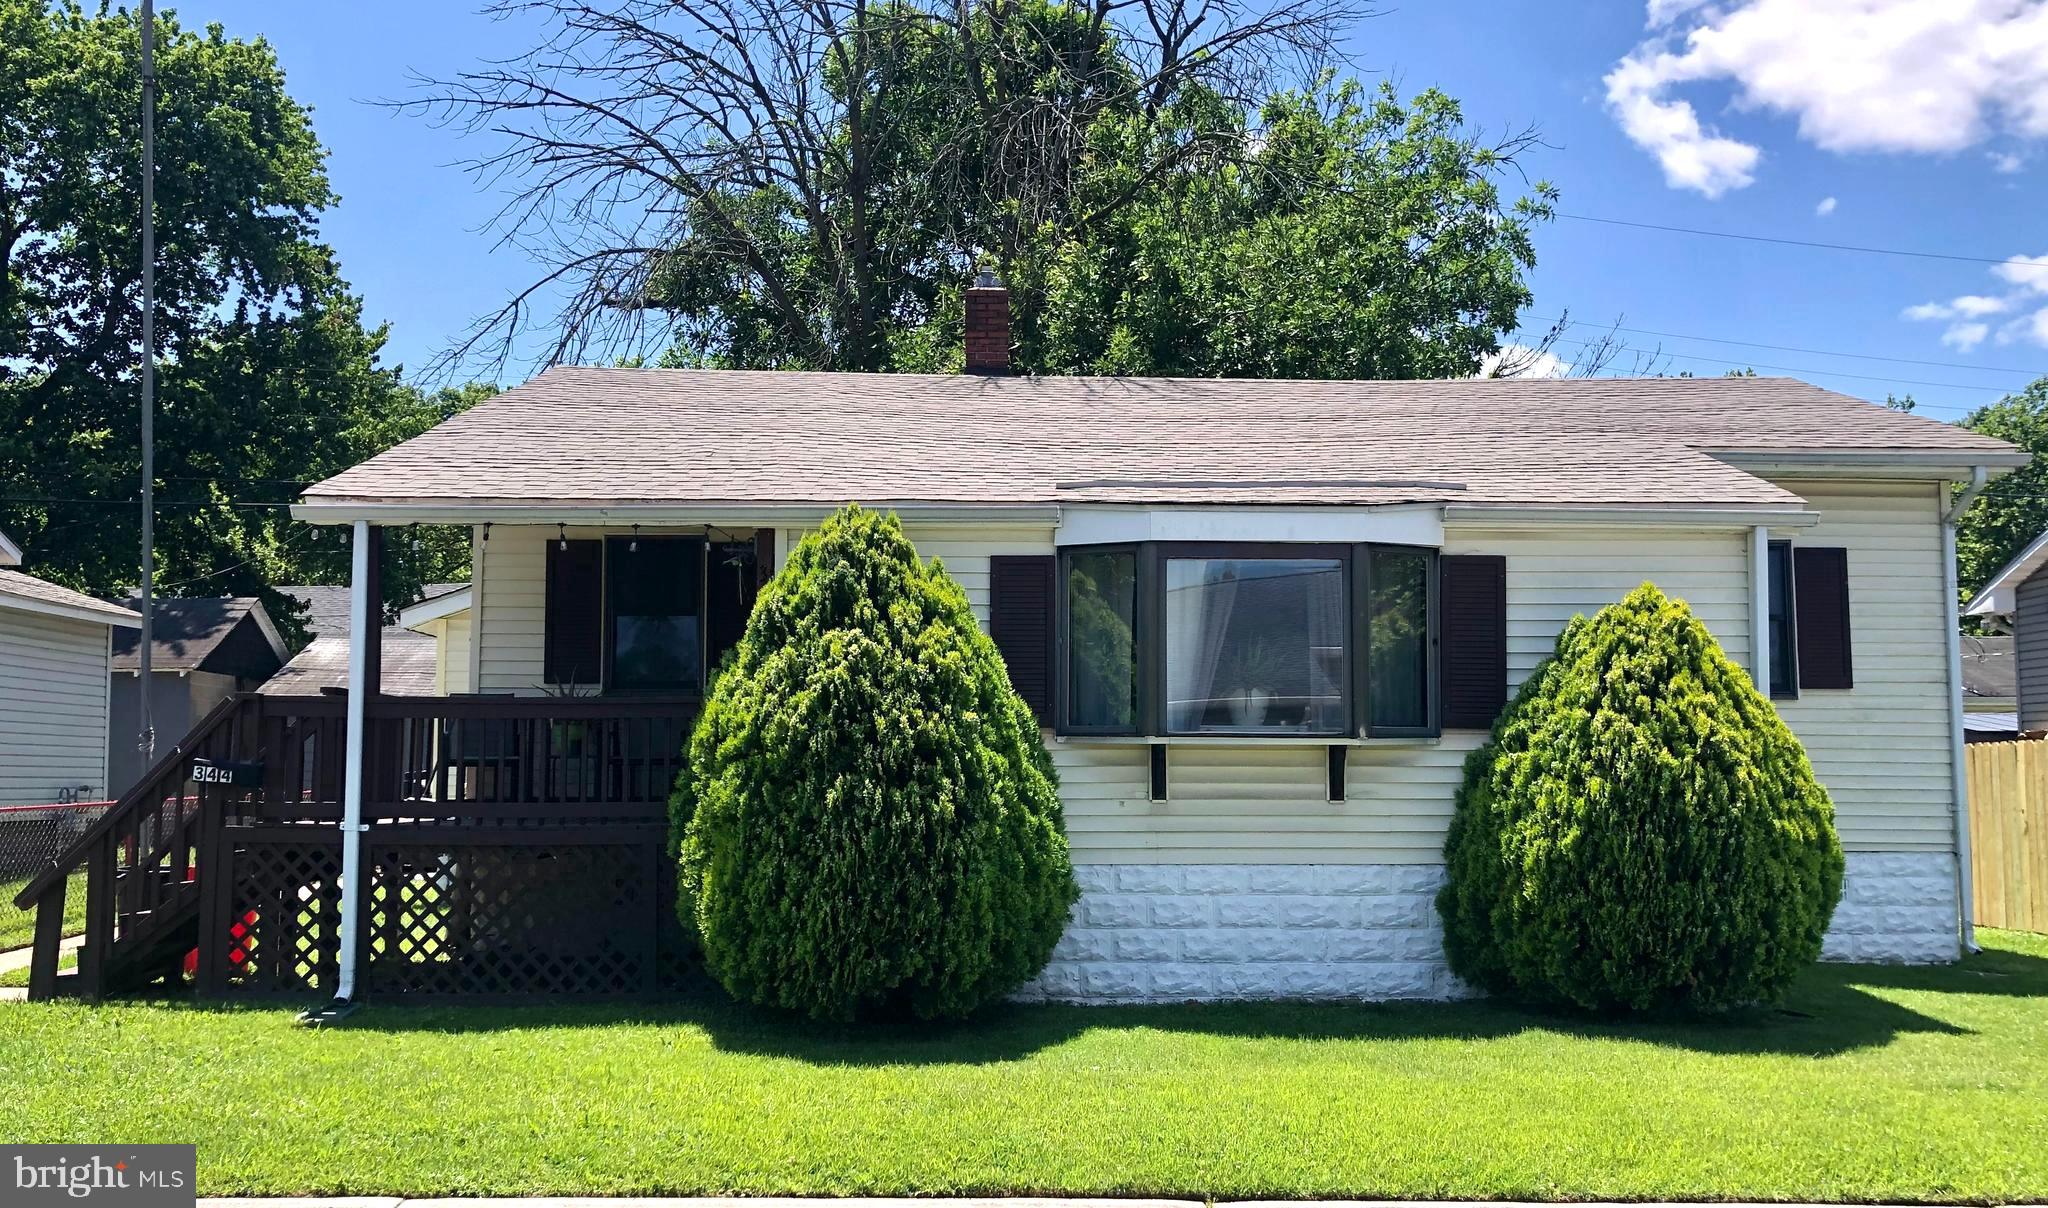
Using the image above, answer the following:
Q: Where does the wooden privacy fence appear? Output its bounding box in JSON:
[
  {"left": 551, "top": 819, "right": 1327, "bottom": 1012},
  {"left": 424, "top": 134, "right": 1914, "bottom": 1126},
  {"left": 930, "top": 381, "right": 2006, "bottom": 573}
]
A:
[{"left": 1966, "top": 738, "right": 2048, "bottom": 933}]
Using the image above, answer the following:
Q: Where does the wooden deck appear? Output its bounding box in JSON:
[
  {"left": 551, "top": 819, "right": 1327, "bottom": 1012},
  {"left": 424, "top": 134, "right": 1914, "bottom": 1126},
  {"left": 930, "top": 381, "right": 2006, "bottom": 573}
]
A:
[{"left": 11, "top": 692, "right": 699, "bottom": 1001}]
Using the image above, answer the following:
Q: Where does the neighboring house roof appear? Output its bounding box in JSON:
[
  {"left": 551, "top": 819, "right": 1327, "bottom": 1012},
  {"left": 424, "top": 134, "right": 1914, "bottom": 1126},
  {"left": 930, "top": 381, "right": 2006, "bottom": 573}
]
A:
[
  {"left": 397, "top": 584, "right": 471, "bottom": 629},
  {"left": 1962, "top": 635, "right": 2016, "bottom": 703},
  {"left": 110, "top": 597, "right": 289, "bottom": 676},
  {"left": 1964, "top": 711, "right": 2021, "bottom": 737},
  {"left": 0, "top": 528, "right": 137, "bottom": 626},
  {"left": 260, "top": 634, "right": 439, "bottom": 696},
  {"left": 297, "top": 370, "right": 2025, "bottom": 517},
  {"left": 265, "top": 583, "right": 463, "bottom": 697},
  {"left": 1965, "top": 528, "right": 2048, "bottom": 619},
  {"left": 0, "top": 569, "right": 140, "bottom": 627},
  {"left": 277, "top": 583, "right": 465, "bottom": 642}
]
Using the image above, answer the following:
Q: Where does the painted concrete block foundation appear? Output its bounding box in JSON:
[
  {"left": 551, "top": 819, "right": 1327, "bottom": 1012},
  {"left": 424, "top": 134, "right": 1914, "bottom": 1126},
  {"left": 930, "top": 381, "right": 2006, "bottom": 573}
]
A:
[{"left": 1025, "top": 852, "right": 1960, "bottom": 1004}]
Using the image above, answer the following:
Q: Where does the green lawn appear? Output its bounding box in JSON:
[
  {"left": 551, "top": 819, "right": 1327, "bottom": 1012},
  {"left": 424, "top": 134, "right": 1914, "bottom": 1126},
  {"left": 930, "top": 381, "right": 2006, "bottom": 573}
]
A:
[
  {"left": 2, "top": 931, "right": 2044, "bottom": 1202},
  {"left": 0, "top": 870, "right": 85, "bottom": 952}
]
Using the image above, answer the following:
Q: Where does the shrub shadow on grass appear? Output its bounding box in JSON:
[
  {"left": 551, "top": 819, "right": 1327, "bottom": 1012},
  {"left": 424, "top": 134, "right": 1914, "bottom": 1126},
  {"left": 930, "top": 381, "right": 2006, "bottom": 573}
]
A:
[{"left": 318, "top": 942, "right": 2048, "bottom": 1066}]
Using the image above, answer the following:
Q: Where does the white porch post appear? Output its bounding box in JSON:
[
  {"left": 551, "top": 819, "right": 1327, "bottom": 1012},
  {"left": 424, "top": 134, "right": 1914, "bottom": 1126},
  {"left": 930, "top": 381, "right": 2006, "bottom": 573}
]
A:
[
  {"left": 1749, "top": 525, "right": 1770, "bottom": 692},
  {"left": 335, "top": 519, "right": 372, "bottom": 1002}
]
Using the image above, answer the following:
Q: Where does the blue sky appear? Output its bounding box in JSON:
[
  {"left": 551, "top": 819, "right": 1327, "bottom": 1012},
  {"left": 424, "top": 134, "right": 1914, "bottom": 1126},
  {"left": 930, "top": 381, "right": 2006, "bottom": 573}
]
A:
[{"left": 172, "top": 1, "right": 2048, "bottom": 422}]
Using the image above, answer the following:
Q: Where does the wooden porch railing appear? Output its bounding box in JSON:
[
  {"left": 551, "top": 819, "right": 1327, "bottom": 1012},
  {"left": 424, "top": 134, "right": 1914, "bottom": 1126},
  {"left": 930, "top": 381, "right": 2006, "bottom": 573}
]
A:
[
  {"left": 15, "top": 692, "right": 700, "bottom": 1001},
  {"left": 12, "top": 693, "right": 264, "bottom": 998}
]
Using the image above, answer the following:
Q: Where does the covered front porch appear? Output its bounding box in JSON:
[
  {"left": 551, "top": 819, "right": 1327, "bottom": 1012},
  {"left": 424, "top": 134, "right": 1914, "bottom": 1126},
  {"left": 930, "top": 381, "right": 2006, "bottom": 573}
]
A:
[{"left": 11, "top": 517, "right": 755, "bottom": 1002}]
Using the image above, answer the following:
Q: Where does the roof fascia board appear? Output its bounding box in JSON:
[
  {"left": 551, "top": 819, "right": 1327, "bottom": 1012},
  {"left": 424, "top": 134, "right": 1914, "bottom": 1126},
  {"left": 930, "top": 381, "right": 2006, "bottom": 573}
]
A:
[
  {"left": 398, "top": 586, "right": 472, "bottom": 630},
  {"left": 0, "top": 589, "right": 139, "bottom": 627},
  {"left": 1056, "top": 504, "right": 1444, "bottom": 547},
  {"left": 1444, "top": 505, "right": 1821, "bottom": 530},
  {"left": 0, "top": 531, "right": 21, "bottom": 567},
  {"left": 1711, "top": 450, "right": 2031, "bottom": 478},
  {"left": 1964, "top": 525, "right": 2048, "bottom": 618},
  {"left": 243, "top": 603, "right": 292, "bottom": 665},
  {"left": 291, "top": 501, "right": 1065, "bottom": 527}
]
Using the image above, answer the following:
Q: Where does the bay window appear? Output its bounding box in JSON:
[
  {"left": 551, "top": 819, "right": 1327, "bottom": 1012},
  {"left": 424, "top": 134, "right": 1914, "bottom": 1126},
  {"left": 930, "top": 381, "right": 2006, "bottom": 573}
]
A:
[{"left": 1057, "top": 542, "right": 1438, "bottom": 739}]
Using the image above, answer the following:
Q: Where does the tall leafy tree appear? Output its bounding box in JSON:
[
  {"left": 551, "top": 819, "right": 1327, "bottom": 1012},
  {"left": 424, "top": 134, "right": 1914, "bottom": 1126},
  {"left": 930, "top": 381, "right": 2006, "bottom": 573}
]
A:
[
  {"left": 1959, "top": 376, "right": 2048, "bottom": 598},
  {"left": 422, "top": 0, "right": 1549, "bottom": 379},
  {"left": 0, "top": 2, "right": 482, "bottom": 637}
]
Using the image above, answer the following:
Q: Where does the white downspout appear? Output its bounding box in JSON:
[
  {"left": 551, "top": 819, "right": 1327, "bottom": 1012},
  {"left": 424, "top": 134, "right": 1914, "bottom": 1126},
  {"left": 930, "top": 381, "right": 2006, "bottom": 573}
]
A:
[
  {"left": 1749, "top": 525, "right": 1770, "bottom": 691},
  {"left": 1943, "top": 467, "right": 1989, "bottom": 954},
  {"left": 335, "top": 519, "right": 372, "bottom": 1002}
]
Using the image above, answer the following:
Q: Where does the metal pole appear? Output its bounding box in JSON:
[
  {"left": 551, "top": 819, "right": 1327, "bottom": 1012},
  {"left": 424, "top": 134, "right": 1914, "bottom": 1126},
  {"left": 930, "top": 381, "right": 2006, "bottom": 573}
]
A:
[
  {"left": 334, "top": 520, "right": 372, "bottom": 1005},
  {"left": 136, "top": 0, "right": 157, "bottom": 766}
]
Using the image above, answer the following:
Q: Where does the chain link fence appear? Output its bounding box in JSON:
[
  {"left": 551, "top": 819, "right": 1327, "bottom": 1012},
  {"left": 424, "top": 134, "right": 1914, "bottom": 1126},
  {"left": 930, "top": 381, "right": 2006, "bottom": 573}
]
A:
[{"left": 0, "top": 800, "right": 112, "bottom": 951}]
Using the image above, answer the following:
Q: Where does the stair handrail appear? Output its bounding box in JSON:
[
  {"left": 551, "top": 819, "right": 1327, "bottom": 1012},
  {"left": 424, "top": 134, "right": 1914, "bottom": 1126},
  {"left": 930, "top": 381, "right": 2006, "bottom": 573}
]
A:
[{"left": 11, "top": 692, "right": 259, "bottom": 910}]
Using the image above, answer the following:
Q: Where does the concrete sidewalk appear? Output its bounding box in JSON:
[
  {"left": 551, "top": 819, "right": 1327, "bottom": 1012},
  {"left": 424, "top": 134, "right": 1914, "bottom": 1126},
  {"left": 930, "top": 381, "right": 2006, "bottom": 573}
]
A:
[{"left": 198, "top": 1200, "right": 1924, "bottom": 1208}]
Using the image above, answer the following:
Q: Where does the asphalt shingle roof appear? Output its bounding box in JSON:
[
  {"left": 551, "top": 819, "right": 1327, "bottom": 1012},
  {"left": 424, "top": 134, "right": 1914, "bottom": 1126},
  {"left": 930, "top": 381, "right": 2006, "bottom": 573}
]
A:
[
  {"left": 300, "top": 369, "right": 2023, "bottom": 512},
  {"left": 0, "top": 570, "right": 139, "bottom": 624}
]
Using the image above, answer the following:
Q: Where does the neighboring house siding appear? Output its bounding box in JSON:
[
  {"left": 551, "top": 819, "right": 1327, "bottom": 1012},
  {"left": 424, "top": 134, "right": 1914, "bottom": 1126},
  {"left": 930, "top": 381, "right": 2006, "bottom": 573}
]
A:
[
  {"left": 443, "top": 613, "right": 474, "bottom": 694},
  {"left": 1767, "top": 480, "right": 1956, "bottom": 853},
  {"left": 2016, "top": 569, "right": 2048, "bottom": 731},
  {"left": 0, "top": 610, "right": 112, "bottom": 804}
]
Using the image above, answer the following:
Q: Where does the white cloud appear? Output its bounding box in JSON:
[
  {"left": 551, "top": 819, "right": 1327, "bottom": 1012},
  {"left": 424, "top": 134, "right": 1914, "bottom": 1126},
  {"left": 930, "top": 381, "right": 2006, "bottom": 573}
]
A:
[
  {"left": 1942, "top": 322, "right": 1992, "bottom": 350},
  {"left": 1478, "top": 344, "right": 1572, "bottom": 380},
  {"left": 1991, "top": 150, "right": 2027, "bottom": 172},
  {"left": 1604, "top": 51, "right": 1761, "bottom": 196},
  {"left": 1902, "top": 294, "right": 2012, "bottom": 321},
  {"left": 1905, "top": 251, "right": 2048, "bottom": 350},
  {"left": 1814, "top": 196, "right": 1838, "bottom": 216},
  {"left": 1608, "top": 0, "right": 2048, "bottom": 195},
  {"left": 1994, "top": 252, "right": 2048, "bottom": 293}
]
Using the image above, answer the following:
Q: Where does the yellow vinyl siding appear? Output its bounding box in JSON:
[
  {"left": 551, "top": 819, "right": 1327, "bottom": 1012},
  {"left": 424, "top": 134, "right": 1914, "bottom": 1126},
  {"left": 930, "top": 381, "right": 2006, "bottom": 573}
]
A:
[
  {"left": 469, "top": 503, "right": 1952, "bottom": 862},
  {"left": 1766, "top": 480, "right": 1954, "bottom": 852}
]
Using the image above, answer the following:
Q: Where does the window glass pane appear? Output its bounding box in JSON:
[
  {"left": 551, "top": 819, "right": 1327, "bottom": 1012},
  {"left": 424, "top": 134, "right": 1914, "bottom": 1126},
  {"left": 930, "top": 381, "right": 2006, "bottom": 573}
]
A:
[
  {"left": 609, "top": 537, "right": 702, "bottom": 691},
  {"left": 1768, "top": 543, "right": 1796, "bottom": 696},
  {"left": 1369, "top": 547, "right": 1430, "bottom": 730},
  {"left": 1067, "top": 549, "right": 1138, "bottom": 729},
  {"left": 1165, "top": 557, "right": 1346, "bottom": 733}
]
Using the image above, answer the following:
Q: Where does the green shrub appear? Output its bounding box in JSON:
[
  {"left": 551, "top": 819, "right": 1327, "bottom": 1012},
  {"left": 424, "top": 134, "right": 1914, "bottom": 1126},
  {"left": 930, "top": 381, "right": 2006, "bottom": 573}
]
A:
[
  {"left": 1438, "top": 583, "right": 1844, "bottom": 1012},
  {"left": 674, "top": 505, "right": 1078, "bottom": 1020}
]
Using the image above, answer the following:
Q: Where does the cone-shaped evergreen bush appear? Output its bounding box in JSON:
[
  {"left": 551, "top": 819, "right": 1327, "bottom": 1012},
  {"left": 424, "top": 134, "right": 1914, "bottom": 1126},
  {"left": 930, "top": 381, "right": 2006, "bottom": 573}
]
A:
[
  {"left": 674, "top": 505, "right": 1077, "bottom": 1020},
  {"left": 1438, "top": 583, "right": 1843, "bottom": 1012}
]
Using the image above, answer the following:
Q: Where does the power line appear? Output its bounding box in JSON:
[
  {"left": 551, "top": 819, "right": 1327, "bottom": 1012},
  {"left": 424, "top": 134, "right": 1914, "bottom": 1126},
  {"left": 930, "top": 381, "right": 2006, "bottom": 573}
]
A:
[
  {"left": 1525, "top": 314, "right": 2048, "bottom": 379},
  {"left": 1556, "top": 212, "right": 2025, "bottom": 267}
]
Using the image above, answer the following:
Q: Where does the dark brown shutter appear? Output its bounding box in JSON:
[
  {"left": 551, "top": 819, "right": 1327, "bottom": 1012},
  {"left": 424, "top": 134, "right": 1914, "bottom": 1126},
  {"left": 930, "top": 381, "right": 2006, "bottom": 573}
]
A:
[
  {"left": 544, "top": 538, "right": 604, "bottom": 687},
  {"left": 1794, "top": 546, "right": 1853, "bottom": 689},
  {"left": 989, "top": 554, "right": 1055, "bottom": 723},
  {"left": 1440, "top": 554, "right": 1508, "bottom": 730}
]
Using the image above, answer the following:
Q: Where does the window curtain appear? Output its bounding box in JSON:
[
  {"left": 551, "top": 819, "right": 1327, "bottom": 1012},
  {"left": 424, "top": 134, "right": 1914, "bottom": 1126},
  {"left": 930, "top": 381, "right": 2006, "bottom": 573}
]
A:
[{"left": 1166, "top": 562, "right": 1238, "bottom": 730}]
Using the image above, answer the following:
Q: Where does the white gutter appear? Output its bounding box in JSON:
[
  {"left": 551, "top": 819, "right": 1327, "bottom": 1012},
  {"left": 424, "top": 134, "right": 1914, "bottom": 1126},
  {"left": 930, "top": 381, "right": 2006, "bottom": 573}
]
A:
[
  {"left": 290, "top": 501, "right": 1064, "bottom": 528},
  {"left": 1750, "top": 525, "right": 1770, "bottom": 690},
  {"left": 334, "top": 520, "right": 372, "bottom": 1004},
  {"left": 1444, "top": 505, "right": 1820, "bottom": 530},
  {"left": 1943, "top": 467, "right": 1990, "bottom": 955}
]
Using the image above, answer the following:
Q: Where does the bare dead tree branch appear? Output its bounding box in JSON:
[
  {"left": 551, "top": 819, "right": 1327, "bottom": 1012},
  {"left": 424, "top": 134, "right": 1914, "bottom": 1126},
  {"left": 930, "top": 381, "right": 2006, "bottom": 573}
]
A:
[{"left": 398, "top": 0, "right": 1368, "bottom": 376}]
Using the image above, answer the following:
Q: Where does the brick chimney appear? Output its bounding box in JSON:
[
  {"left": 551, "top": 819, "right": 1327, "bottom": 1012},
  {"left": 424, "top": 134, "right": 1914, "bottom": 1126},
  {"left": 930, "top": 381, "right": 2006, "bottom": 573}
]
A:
[{"left": 964, "top": 267, "right": 1011, "bottom": 374}]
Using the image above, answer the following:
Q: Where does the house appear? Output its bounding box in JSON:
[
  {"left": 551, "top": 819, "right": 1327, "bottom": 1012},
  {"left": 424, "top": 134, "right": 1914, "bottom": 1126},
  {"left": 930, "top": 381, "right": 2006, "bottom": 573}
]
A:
[
  {"left": 1958, "top": 635, "right": 2020, "bottom": 741},
  {"left": 0, "top": 531, "right": 138, "bottom": 806},
  {"left": 16, "top": 283, "right": 2029, "bottom": 1004},
  {"left": 262, "top": 583, "right": 465, "bottom": 697},
  {"left": 107, "top": 597, "right": 289, "bottom": 796},
  {"left": 1965, "top": 532, "right": 2048, "bottom": 736}
]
